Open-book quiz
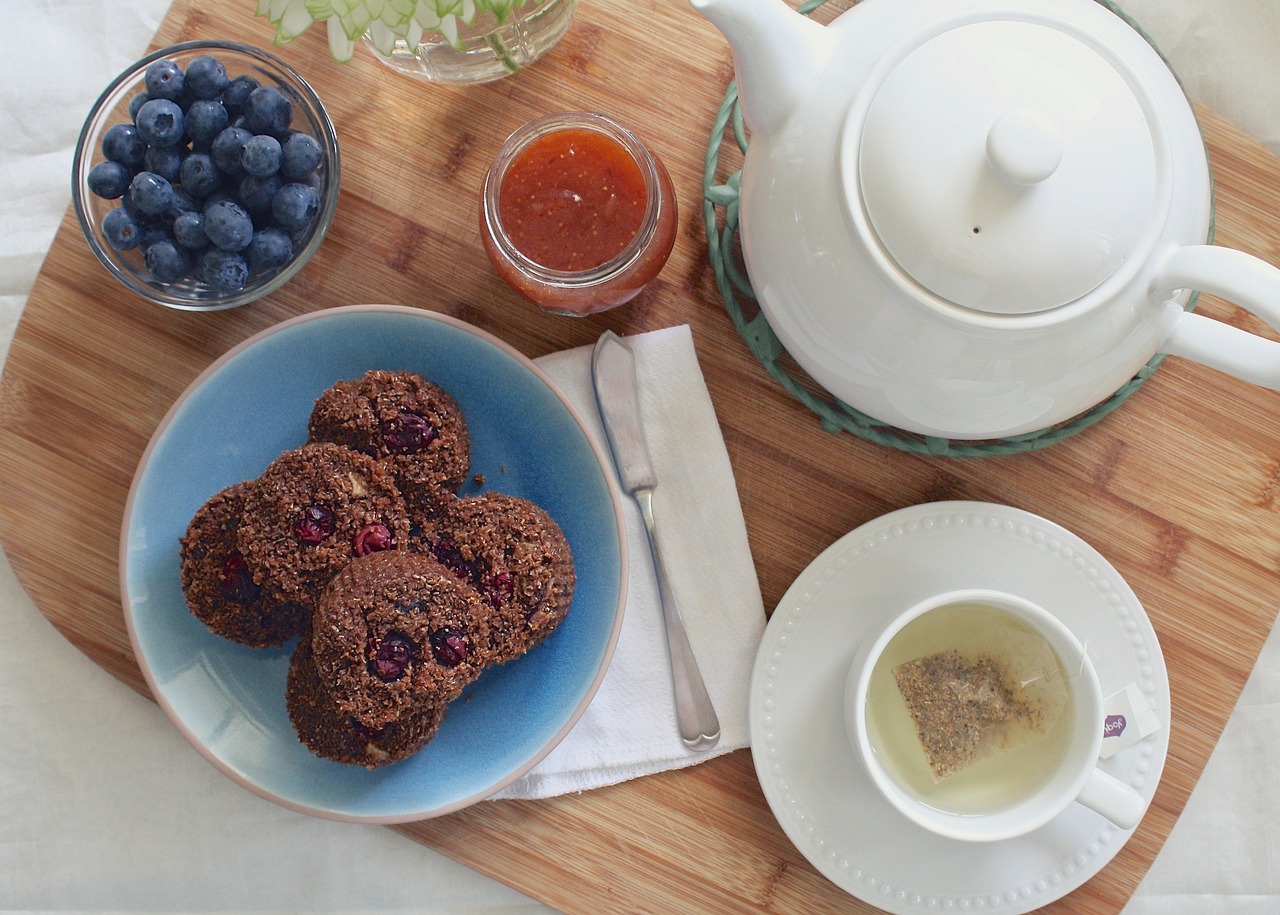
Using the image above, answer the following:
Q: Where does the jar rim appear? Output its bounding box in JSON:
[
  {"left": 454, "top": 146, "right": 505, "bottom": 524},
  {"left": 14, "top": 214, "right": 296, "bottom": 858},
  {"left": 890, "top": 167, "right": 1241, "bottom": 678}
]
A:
[{"left": 481, "top": 111, "right": 665, "bottom": 289}]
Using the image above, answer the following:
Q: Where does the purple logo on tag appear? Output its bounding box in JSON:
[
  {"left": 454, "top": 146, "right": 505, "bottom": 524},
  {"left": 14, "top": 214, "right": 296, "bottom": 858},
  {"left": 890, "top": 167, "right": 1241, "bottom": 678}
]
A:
[{"left": 1103, "top": 714, "right": 1127, "bottom": 739}]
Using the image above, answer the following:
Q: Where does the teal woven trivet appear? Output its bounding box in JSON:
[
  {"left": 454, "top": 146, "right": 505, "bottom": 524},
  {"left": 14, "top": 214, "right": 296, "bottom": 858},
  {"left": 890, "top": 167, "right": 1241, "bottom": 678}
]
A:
[{"left": 700, "top": 0, "right": 1210, "bottom": 458}]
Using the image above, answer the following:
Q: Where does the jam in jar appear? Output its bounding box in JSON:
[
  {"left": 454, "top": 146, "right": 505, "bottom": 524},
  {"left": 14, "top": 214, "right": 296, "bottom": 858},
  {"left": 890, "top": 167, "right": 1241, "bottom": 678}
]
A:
[{"left": 481, "top": 111, "right": 678, "bottom": 315}]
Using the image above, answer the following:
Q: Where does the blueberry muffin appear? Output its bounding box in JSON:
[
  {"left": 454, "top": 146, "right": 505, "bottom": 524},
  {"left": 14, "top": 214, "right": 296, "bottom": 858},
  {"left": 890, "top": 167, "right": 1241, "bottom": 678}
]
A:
[
  {"left": 235, "top": 442, "right": 410, "bottom": 611},
  {"left": 421, "top": 492, "right": 574, "bottom": 661},
  {"left": 307, "top": 370, "right": 471, "bottom": 516},
  {"left": 179, "top": 480, "right": 307, "bottom": 646},
  {"left": 286, "top": 635, "right": 450, "bottom": 769},
  {"left": 310, "top": 550, "right": 495, "bottom": 728}
]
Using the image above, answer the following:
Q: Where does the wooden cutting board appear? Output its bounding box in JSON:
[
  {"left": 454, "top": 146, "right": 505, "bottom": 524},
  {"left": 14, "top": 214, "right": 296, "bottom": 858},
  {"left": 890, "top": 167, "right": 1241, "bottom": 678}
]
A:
[{"left": 6, "top": 0, "right": 1280, "bottom": 911}]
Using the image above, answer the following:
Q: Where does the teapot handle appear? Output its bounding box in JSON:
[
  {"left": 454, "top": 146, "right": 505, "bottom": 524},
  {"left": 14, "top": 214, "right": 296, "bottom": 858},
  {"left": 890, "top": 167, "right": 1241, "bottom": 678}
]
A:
[{"left": 1159, "top": 245, "right": 1280, "bottom": 387}]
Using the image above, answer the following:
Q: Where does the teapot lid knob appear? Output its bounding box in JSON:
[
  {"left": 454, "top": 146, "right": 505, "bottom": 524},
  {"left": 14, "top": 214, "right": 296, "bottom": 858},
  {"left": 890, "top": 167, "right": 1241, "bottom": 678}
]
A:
[
  {"left": 986, "top": 109, "right": 1063, "bottom": 185},
  {"left": 854, "top": 19, "right": 1164, "bottom": 316}
]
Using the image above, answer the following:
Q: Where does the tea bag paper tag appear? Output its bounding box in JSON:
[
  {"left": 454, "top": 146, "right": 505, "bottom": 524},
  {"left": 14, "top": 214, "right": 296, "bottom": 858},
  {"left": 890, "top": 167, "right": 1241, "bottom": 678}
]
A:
[{"left": 1099, "top": 683, "right": 1160, "bottom": 759}]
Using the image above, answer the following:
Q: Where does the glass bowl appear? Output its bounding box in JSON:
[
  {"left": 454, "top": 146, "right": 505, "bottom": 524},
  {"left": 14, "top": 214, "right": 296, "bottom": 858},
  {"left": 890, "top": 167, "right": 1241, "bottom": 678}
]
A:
[{"left": 72, "top": 40, "right": 340, "bottom": 311}]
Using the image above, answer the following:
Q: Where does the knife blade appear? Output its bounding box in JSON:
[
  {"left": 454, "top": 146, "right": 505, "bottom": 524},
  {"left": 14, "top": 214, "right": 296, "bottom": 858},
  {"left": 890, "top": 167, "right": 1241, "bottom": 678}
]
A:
[{"left": 591, "top": 330, "right": 721, "bottom": 751}]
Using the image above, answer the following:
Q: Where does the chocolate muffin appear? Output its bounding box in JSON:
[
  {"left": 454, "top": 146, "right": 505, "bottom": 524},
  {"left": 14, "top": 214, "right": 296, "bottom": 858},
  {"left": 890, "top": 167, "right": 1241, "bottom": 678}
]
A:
[
  {"left": 307, "top": 370, "right": 471, "bottom": 516},
  {"left": 422, "top": 492, "right": 575, "bottom": 661},
  {"left": 235, "top": 442, "right": 411, "bottom": 611},
  {"left": 179, "top": 481, "right": 308, "bottom": 646},
  {"left": 405, "top": 490, "right": 458, "bottom": 554},
  {"left": 286, "top": 636, "right": 450, "bottom": 769},
  {"left": 310, "top": 550, "right": 495, "bottom": 728}
]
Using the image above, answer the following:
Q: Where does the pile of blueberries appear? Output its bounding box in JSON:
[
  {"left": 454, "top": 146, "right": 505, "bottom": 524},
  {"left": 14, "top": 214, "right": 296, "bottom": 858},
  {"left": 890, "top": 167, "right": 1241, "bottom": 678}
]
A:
[{"left": 87, "top": 53, "right": 327, "bottom": 293}]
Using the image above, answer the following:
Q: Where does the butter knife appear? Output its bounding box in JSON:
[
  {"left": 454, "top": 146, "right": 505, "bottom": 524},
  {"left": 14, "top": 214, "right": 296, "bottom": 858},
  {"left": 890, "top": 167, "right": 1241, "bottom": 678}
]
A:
[{"left": 591, "top": 330, "right": 721, "bottom": 751}]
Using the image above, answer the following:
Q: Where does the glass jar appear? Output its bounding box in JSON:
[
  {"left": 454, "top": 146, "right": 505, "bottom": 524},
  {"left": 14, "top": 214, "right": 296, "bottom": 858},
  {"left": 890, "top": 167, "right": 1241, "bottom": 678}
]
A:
[
  {"left": 364, "top": 0, "right": 576, "bottom": 85},
  {"left": 480, "top": 111, "right": 679, "bottom": 316}
]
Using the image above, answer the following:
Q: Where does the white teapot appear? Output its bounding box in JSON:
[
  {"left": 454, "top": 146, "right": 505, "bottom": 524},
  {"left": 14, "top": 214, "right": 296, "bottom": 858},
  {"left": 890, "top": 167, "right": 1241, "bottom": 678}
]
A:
[{"left": 693, "top": 0, "right": 1280, "bottom": 439}]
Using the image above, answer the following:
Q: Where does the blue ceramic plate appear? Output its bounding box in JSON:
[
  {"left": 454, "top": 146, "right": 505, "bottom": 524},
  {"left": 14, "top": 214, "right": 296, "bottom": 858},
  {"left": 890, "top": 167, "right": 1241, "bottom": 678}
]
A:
[{"left": 120, "top": 305, "right": 627, "bottom": 823}]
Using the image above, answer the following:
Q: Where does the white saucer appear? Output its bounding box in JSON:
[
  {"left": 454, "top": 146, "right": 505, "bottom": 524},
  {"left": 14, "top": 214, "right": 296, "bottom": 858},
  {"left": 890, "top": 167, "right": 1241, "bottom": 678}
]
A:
[{"left": 749, "top": 501, "right": 1168, "bottom": 913}]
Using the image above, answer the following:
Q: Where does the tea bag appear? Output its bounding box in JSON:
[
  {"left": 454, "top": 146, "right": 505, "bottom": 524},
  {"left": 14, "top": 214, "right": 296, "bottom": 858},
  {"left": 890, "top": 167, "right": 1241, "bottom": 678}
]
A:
[{"left": 893, "top": 620, "right": 1073, "bottom": 781}]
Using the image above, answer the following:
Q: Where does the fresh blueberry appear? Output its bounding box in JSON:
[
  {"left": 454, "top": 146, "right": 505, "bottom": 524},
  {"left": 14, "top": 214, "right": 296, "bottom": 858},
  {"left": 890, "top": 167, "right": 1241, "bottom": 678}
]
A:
[
  {"left": 203, "top": 198, "right": 254, "bottom": 251},
  {"left": 185, "top": 55, "right": 228, "bottom": 100},
  {"left": 244, "top": 227, "right": 293, "bottom": 271},
  {"left": 242, "top": 86, "right": 292, "bottom": 136},
  {"left": 280, "top": 132, "right": 322, "bottom": 180},
  {"left": 241, "top": 134, "right": 282, "bottom": 177},
  {"left": 144, "top": 144, "right": 185, "bottom": 182},
  {"left": 184, "top": 98, "right": 229, "bottom": 145},
  {"left": 127, "top": 91, "right": 149, "bottom": 121},
  {"left": 270, "top": 182, "right": 320, "bottom": 231},
  {"left": 221, "top": 74, "right": 259, "bottom": 118},
  {"left": 128, "top": 170, "right": 175, "bottom": 216},
  {"left": 166, "top": 188, "right": 199, "bottom": 218},
  {"left": 102, "top": 206, "right": 140, "bottom": 250},
  {"left": 172, "top": 210, "right": 207, "bottom": 250},
  {"left": 102, "top": 123, "right": 147, "bottom": 168},
  {"left": 201, "top": 191, "right": 236, "bottom": 211},
  {"left": 178, "top": 152, "right": 221, "bottom": 198},
  {"left": 90, "top": 58, "right": 327, "bottom": 295},
  {"left": 144, "top": 239, "right": 190, "bottom": 283},
  {"left": 200, "top": 249, "right": 249, "bottom": 290},
  {"left": 210, "top": 126, "right": 252, "bottom": 176},
  {"left": 137, "top": 216, "right": 171, "bottom": 249},
  {"left": 87, "top": 161, "right": 132, "bottom": 199},
  {"left": 238, "top": 174, "right": 282, "bottom": 215},
  {"left": 144, "top": 59, "right": 185, "bottom": 100},
  {"left": 135, "top": 98, "right": 185, "bottom": 147}
]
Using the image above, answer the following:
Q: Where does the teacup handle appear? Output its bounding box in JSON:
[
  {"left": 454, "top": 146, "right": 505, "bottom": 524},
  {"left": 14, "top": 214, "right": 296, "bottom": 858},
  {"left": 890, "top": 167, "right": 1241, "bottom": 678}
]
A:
[{"left": 1077, "top": 766, "right": 1147, "bottom": 830}]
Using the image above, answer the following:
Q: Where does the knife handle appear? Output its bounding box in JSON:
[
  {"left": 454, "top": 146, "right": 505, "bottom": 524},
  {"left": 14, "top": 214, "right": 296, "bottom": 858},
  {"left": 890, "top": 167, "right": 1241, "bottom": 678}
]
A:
[{"left": 634, "top": 487, "right": 721, "bottom": 752}]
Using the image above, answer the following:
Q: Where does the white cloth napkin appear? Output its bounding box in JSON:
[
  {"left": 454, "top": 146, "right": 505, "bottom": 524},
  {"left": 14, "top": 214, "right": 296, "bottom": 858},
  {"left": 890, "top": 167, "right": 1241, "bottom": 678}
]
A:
[{"left": 492, "top": 325, "right": 765, "bottom": 799}]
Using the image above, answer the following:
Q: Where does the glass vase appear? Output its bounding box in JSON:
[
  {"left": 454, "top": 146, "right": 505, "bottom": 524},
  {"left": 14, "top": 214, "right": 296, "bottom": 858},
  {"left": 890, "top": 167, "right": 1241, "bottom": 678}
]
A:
[{"left": 364, "top": 0, "right": 577, "bottom": 85}]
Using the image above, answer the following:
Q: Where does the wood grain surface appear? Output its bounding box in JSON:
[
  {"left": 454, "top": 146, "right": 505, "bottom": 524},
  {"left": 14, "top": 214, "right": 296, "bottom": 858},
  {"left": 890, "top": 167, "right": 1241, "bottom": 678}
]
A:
[{"left": 5, "top": 1, "right": 1280, "bottom": 911}]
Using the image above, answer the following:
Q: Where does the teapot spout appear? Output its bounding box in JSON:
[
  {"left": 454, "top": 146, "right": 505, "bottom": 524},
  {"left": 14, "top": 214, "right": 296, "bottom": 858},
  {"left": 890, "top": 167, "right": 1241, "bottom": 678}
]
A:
[{"left": 691, "top": 0, "right": 836, "bottom": 138}]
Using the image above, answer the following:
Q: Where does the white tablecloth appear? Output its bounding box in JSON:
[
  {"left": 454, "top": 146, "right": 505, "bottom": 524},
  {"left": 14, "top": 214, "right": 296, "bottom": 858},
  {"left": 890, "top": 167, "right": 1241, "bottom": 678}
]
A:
[{"left": 2, "top": 1, "right": 1278, "bottom": 911}]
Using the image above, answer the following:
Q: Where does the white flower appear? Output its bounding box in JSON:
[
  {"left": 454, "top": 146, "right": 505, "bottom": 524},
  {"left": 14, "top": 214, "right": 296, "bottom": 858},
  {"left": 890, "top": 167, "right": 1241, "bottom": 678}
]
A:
[
  {"left": 254, "top": 0, "right": 531, "bottom": 61},
  {"left": 326, "top": 18, "right": 358, "bottom": 60},
  {"left": 256, "top": 0, "right": 318, "bottom": 41}
]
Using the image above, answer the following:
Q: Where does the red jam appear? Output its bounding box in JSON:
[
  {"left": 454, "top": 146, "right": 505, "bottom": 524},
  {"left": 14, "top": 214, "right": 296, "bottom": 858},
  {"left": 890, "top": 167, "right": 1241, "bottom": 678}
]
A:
[
  {"left": 482, "top": 112, "right": 678, "bottom": 315},
  {"left": 499, "top": 128, "right": 648, "bottom": 271}
]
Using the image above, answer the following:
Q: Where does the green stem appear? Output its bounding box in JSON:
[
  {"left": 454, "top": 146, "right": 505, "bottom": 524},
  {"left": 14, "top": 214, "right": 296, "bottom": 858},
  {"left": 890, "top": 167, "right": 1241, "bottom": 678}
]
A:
[{"left": 485, "top": 31, "right": 522, "bottom": 73}]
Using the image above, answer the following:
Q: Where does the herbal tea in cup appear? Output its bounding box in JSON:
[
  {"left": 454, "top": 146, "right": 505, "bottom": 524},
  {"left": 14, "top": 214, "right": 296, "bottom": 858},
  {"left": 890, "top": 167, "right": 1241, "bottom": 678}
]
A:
[{"left": 844, "top": 589, "right": 1147, "bottom": 842}]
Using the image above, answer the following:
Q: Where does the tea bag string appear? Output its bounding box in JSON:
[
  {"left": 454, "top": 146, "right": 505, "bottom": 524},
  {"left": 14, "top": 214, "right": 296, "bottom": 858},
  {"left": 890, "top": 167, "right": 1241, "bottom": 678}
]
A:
[{"left": 1019, "top": 640, "right": 1090, "bottom": 689}]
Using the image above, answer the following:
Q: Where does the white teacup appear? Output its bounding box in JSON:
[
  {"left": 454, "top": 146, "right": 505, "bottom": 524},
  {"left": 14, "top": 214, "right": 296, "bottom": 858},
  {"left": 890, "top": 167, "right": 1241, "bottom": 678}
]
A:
[{"left": 844, "top": 588, "right": 1147, "bottom": 842}]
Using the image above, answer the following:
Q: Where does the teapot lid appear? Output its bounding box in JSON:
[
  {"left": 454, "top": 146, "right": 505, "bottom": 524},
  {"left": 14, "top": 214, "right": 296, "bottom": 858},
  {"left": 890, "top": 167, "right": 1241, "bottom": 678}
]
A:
[{"left": 855, "top": 19, "right": 1162, "bottom": 316}]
